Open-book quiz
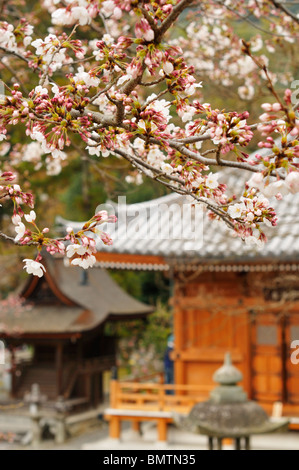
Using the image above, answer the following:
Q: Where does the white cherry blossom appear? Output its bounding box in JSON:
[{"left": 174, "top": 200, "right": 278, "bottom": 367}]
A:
[
  {"left": 71, "top": 254, "right": 96, "bottom": 269},
  {"left": 285, "top": 172, "right": 299, "bottom": 194},
  {"left": 24, "top": 210, "right": 37, "bottom": 223},
  {"left": 244, "top": 235, "right": 264, "bottom": 248},
  {"left": 205, "top": 172, "right": 219, "bottom": 189},
  {"left": 23, "top": 259, "right": 46, "bottom": 277},
  {"left": 228, "top": 203, "right": 245, "bottom": 219},
  {"left": 66, "top": 244, "right": 89, "bottom": 258},
  {"left": 14, "top": 222, "right": 26, "bottom": 241},
  {"left": 73, "top": 66, "right": 100, "bottom": 87},
  {"left": 163, "top": 62, "right": 174, "bottom": 75},
  {"left": 12, "top": 214, "right": 21, "bottom": 225}
]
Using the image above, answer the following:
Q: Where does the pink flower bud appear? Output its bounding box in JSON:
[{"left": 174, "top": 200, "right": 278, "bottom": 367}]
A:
[
  {"left": 261, "top": 103, "right": 272, "bottom": 112},
  {"left": 272, "top": 103, "right": 281, "bottom": 111}
]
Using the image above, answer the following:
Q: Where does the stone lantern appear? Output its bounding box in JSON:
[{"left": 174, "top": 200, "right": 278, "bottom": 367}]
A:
[
  {"left": 176, "top": 353, "right": 289, "bottom": 450},
  {"left": 24, "top": 383, "right": 47, "bottom": 446}
]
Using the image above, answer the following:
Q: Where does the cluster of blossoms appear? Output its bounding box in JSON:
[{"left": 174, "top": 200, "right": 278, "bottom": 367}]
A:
[
  {"left": 184, "top": 1, "right": 297, "bottom": 90},
  {"left": 190, "top": 172, "right": 227, "bottom": 203},
  {"left": 31, "top": 35, "right": 69, "bottom": 72},
  {"left": 0, "top": 172, "right": 34, "bottom": 210},
  {"left": 20, "top": 209, "right": 116, "bottom": 277},
  {"left": 226, "top": 190, "right": 277, "bottom": 247},
  {"left": 248, "top": 171, "right": 299, "bottom": 199},
  {"left": 258, "top": 89, "right": 299, "bottom": 138},
  {"left": 206, "top": 110, "right": 253, "bottom": 154},
  {"left": 24, "top": 209, "right": 116, "bottom": 276},
  {"left": 31, "top": 32, "right": 85, "bottom": 72},
  {"left": 47, "top": 0, "right": 100, "bottom": 26},
  {"left": 0, "top": 81, "right": 94, "bottom": 155},
  {"left": 0, "top": 20, "right": 33, "bottom": 51},
  {"left": 92, "top": 35, "right": 132, "bottom": 76},
  {"left": 0, "top": 170, "right": 117, "bottom": 277},
  {"left": 65, "top": 210, "right": 117, "bottom": 269}
]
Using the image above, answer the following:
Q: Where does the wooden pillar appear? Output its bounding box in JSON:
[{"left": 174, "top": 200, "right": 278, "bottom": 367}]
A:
[
  {"left": 56, "top": 343, "right": 63, "bottom": 397},
  {"left": 235, "top": 437, "right": 241, "bottom": 450},
  {"left": 77, "top": 340, "right": 83, "bottom": 365},
  {"left": 93, "top": 373, "right": 99, "bottom": 407},
  {"left": 98, "top": 373, "right": 103, "bottom": 403},
  {"left": 110, "top": 379, "right": 118, "bottom": 408},
  {"left": 131, "top": 421, "right": 141, "bottom": 433},
  {"left": 157, "top": 419, "right": 167, "bottom": 442},
  {"left": 248, "top": 311, "right": 255, "bottom": 400},
  {"left": 85, "top": 372, "right": 91, "bottom": 401},
  {"left": 109, "top": 417, "right": 121, "bottom": 439},
  {"left": 217, "top": 437, "right": 222, "bottom": 450},
  {"left": 10, "top": 345, "right": 16, "bottom": 398}
]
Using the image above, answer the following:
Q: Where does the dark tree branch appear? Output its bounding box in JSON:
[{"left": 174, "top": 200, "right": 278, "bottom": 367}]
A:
[
  {"left": 270, "top": 0, "right": 299, "bottom": 25},
  {"left": 156, "top": 0, "right": 195, "bottom": 42},
  {"left": 0, "top": 231, "right": 38, "bottom": 245},
  {"left": 140, "top": 6, "right": 158, "bottom": 32},
  {"left": 113, "top": 148, "right": 234, "bottom": 227}
]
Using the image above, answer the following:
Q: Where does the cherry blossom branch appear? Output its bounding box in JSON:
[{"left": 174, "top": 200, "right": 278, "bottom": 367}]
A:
[
  {"left": 121, "top": 63, "right": 147, "bottom": 95},
  {"left": 139, "top": 77, "right": 165, "bottom": 87},
  {"left": 269, "top": 0, "right": 299, "bottom": 25},
  {"left": 155, "top": 179, "right": 235, "bottom": 229},
  {"left": 155, "top": 0, "right": 195, "bottom": 42},
  {"left": 39, "top": 24, "right": 78, "bottom": 86},
  {"left": 215, "top": 0, "right": 299, "bottom": 38},
  {"left": 140, "top": 89, "right": 169, "bottom": 111},
  {"left": 0, "top": 59, "right": 28, "bottom": 94},
  {"left": 106, "top": 92, "right": 125, "bottom": 126},
  {"left": 98, "top": 12, "right": 110, "bottom": 35},
  {"left": 154, "top": 139, "right": 261, "bottom": 173},
  {"left": 0, "top": 231, "right": 38, "bottom": 246},
  {"left": 72, "top": 139, "right": 129, "bottom": 189},
  {"left": 113, "top": 148, "right": 234, "bottom": 226},
  {"left": 171, "top": 133, "right": 212, "bottom": 144},
  {"left": 139, "top": 6, "right": 158, "bottom": 33},
  {"left": 0, "top": 46, "right": 31, "bottom": 64},
  {"left": 0, "top": 0, "right": 298, "bottom": 266},
  {"left": 90, "top": 79, "right": 118, "bottom": 104}
]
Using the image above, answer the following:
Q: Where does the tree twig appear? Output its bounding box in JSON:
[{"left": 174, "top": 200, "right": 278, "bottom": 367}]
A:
[{"left": 270, "top": 0, "right": 299, "bottom": 25}]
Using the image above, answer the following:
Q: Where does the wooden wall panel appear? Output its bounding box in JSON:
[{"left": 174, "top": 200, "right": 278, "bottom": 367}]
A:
[
  {"left": 174, "top": 271, "right": 250, "bottom": 394},
  {"left": 173, "top": 268, "right": 299, "bottom": 410}
]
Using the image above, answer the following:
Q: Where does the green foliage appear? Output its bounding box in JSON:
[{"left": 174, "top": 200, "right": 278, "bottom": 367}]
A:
[
  {"left": 105, "top": 302, "right": 173, "bottom": 377},
  {"left": 110, "top": 270, "right": 170, "bottom": 305},
  {"left": 141, "top": 303, "right": 173, "bottom": 356}
]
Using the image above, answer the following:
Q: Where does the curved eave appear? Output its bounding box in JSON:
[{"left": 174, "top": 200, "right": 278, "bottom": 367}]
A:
[{"left": 105, "top": 309, "right": 155, "bottom": 322}]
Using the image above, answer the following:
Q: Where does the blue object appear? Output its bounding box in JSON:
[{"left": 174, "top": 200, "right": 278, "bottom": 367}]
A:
[
  {"left": 167, "top": 334, "right": 174, "bottom": 347},
  {"left": 164, "top": 335, "right": 175, "bottom": 394}
]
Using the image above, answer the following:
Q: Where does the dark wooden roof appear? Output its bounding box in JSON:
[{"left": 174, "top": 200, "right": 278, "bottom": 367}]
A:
[{"left": 1, "top": 256, "right": 153, "bottom": 337}]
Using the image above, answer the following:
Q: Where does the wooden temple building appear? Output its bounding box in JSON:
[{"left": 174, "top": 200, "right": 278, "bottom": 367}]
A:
[
  {"left": 58, "top": 168, "right": 299, "bottom": 419},
  {"left": 0, "top": 256, "right": 153, "bottom": 407}
]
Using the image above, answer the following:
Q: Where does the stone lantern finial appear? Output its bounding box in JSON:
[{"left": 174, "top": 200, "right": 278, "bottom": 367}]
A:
[
  {"left": 213, "top": 352, "right": 243, "bottom": 386},
  {"left": 210, "top": 352, "right": 247, "bottom": 403}
]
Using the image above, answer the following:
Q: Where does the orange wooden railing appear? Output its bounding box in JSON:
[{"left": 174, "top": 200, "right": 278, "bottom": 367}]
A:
[
  {"left": 110, "top": 380, "right": 212, "bottom": 414},
  {"left": 119, "top": 371, "right": 164, "bottom": 384}
]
